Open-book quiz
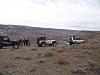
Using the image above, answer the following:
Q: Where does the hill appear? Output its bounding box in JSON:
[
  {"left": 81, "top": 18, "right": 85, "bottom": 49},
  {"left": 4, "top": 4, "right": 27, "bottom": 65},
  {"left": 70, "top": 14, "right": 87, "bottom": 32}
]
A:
[
  {"left": 0, "top": 24, "right": 79, "bottom": 43},
  {"left": 0, "top": 24, "right": 100, "bottom": 75},
  {"left": 0, "top": 24, "right": 100, "bottom": 43}
]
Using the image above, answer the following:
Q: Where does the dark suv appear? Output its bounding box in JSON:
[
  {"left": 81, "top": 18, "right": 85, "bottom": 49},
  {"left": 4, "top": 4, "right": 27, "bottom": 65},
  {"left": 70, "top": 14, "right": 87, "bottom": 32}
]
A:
[{"left": 0, "top": 36, "right": 20, "bottom": 49}]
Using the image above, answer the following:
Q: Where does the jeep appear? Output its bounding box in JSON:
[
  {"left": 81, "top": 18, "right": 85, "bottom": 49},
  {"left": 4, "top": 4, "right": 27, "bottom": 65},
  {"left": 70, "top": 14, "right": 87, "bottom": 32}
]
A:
[
  {"left": 37, "top": 37, "right": 57, "bottom": 47},
  {"left": 67, "top": 36, "right": 85, "bottom": 45},
  {"left": 0, "top": 36, "right": 20, "bottom": 49}
]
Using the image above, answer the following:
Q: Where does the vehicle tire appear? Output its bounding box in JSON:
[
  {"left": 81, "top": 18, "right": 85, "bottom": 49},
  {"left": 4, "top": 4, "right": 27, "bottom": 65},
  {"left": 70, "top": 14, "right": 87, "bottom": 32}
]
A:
[
  {"left": 0, "top": 45, "right": 3, "bottom": 49},
  {"left": 74, "top": 42, "right": 78, "bottom": 44},
  {"left": 52, "top": 42, "right": 57, "bottom": 47},
  {"left": 13, "top": 44, "right": 19, "bottom": 49},
  {"left": 41, "top": 42, "right": 46, "bottom": 47},
  {"left": 69, "top": 41, "right": 73, "bottom": 45},
  {"left": 38, "top": 44, "right": 42, "bottom": 47}
]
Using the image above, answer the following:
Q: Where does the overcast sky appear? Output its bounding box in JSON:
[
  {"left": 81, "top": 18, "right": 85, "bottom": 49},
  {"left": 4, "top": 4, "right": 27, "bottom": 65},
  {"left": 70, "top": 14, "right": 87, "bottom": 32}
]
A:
[{"left": 0, "top": 0, "right": 100, "bottom": 30}]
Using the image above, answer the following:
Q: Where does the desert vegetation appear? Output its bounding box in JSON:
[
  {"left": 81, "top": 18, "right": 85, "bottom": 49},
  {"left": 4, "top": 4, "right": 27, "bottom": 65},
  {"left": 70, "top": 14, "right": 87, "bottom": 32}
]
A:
[
  {"left": 0, "top": 25, "right": 100, "bottom": 75},
  {"left": 0, "top": 43, "right": 100, "bottom": 75}
]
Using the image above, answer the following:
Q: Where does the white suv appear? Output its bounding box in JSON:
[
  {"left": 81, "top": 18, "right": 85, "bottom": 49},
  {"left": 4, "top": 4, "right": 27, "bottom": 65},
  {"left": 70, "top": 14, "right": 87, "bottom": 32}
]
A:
[
  {"left": 67, "top": 36, "right": 85, "bottom": 45},
  {"left": 37, "top": 37, "right": 57, "bottom": 47}
]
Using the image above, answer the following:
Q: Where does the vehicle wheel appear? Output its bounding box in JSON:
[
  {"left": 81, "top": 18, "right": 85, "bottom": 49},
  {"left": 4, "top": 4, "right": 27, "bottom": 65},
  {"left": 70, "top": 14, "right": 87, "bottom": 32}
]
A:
[
  {"left": 69, "top": 42, "right": 73, "bottom": 45},
  {"left": 53, "top": 43, "right": 57, "bottom": 47},
  {"left": 0, "top": 45, "right": 3, "bottom": 49},
  {"left": 38, "top": 44, "right": 42, "bottom": 47},
  {"left": 13, "top": 44, "right": 19, "bottom": 49},
  {"left": 41, "top": 42, "right": 46, "bottom": 47},
  {"left": 74, "top": 42, "right": 78, "bottom": 44}
]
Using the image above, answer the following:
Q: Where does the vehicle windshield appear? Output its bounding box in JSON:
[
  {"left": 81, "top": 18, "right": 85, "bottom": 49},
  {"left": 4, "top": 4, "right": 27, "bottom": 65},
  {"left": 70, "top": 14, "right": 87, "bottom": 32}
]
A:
[
  {"left": 74, "top": 38, "right": 81, "bottom": 40},
  {"left": 3, "top": 36, "right": 9, "bottom": 41}
]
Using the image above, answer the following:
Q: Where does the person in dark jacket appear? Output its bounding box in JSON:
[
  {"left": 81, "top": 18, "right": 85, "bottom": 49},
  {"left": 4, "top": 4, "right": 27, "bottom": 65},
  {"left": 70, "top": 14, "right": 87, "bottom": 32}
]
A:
[
  {"left": 19, "top": 39, "right": 23, "bottom": 46},
  {"left": 69, "top": 38, "right": 73, "bottom": 45}
]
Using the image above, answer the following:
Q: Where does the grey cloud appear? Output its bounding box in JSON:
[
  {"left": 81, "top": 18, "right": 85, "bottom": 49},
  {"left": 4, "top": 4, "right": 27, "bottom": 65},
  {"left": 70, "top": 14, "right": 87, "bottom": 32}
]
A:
[
  {"left": 19, "top": 0, "right": 100, "bottom": 30},
  {"left": 1, "top": 0, "right": 100, "bottom": 31},
  {"left": 31, "top": 0, "right": 99, "bottom": 4}
]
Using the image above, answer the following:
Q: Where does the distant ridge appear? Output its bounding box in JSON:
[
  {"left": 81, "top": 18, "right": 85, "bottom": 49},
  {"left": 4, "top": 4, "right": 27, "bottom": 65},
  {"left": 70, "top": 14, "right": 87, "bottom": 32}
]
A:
[{"left": 0, "top": 24, "right": 100, "bottom": 43}]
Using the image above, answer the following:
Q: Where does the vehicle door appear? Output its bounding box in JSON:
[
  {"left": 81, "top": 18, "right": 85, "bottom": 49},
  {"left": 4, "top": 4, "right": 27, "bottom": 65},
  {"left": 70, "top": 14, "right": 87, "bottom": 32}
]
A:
[
  {"left": 3, "top": 37, "right": 10, "bottom": 45},
  {"left": 73, "top": 37, "right": 81, "bottom": 43},
  {"left": 46, "top": 39, "right": 52, "bottom": 44}
]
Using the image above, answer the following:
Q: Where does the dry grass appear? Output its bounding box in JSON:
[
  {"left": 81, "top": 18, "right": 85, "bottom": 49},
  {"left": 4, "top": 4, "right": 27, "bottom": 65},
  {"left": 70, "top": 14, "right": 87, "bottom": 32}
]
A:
[
  {"left": 51, "top": 48, "right": 57, "bottom": 50},
  {"left": 31, "top": 48, "right": 37, "bottom": 51},
  {"left": 14, "top": 56, "right": 31, "bottom": 60},
  {"left": 52, "top": 47, "right": 65, "bottom": 52},
  {"left": 50, "top": 56, "right": 67, "bottom": 65},
  {"left": 0, "top": 43, "right": 100, "bottom": 75},
  {"left": 57, "top": 47, "right": 65, "bottom": 52},
  {"left": 44, "top": 51, "right": 54, "bottom": 57}
]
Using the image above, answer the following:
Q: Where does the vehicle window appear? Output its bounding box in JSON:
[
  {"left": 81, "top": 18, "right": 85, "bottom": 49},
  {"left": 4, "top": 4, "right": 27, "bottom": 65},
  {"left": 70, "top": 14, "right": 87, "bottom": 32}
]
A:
[
  {"left": 42, "top": 37, "right": 46, "bottom": 40},
  {"left": 75, "top": 38, "right": 81, "bottom": 40},
  {"left": 39, "top": 37, "right": 46, "bottom": 40},
  {"left": 3, "top": 37, "right": 9, "bottom": 41},
  {"left": 68, "top": 37, "right": 72, "bottom": 40}
]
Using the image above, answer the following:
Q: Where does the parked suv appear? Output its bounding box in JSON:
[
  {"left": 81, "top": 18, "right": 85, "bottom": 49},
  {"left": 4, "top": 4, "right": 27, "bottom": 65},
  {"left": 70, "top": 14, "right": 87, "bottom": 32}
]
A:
[
  {"left": 67, "top": 36, "right": 85, "bottom": 45},
  {"left": 0, "top": 36, "right": 20, "bottom": 49},
  {"left": 37, "top": 37, "right": 57, "bottom": 47}
]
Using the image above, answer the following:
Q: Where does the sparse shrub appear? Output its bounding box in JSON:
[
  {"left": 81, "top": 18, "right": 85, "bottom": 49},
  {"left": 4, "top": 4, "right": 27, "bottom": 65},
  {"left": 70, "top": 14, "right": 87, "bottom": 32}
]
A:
[
  {"left": 57, "top": 47, "right": 65, "bottom": 52},
  {"left": 74, "top": 55, "right": 85, "bottom": 58},
  {"left": 10, "top": 49, "right": 14, "bottom": 51},
  {"left": 52, "top": 56, "right": 66, "bottom": 65},
  {"left": 38, "top": 53, "right": 42, "bottom": 56},
  {"left": 3, "top": 65, "right": 10, "bottom": 69},
  {"left": 14, "top": 56, "right": 31, "bottom": 60},
  {"left": 44, "top": 51, "right": 54, "bottom": 57},
  {"left": 46, "top": 70, "right": 56, "bottom": 75},
  {"left": 31, "top": 48, "right": 37, "bottom": 51},
  {"left": 23, "top": 57, "right": 31, "bottom": 60},
  {"left": 38, "top": 60, "right": 44, "bottom": 63},
  {"left": 0, "top": 72, "right": 11, "bottom": 75},
  {"left": 52, "top": 47, "right": 65, "bottom": 52},
  {"left": 36, "top": 53, "right": 42, "bottom": 58},
  {"left": 82, "top": 50, "right": 95, "bottom": 56},
  {"left": 72, "top": 68, "right": 86, "bottom": 75},
  {"left": 51, "top": 48, "right": 57, "bottom": 50},
  {"left": 87, "top": 62, "right": 100, "bottom": 73},
  {"left": 14, "top": 56, "right": 22, "bottom": 59},
  {"left": 0, "top": 72, "right": 3, "bottom": 75},
  {"left": 30, "top": 68, "right": 35, "bottom": 72},
  {"left": 72, "top": 64, "right": 86, "bottom": 74}
]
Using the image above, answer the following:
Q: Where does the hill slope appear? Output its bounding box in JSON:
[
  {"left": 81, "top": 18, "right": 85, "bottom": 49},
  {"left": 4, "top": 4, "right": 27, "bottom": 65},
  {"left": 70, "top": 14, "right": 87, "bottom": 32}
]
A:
[
  {"left": 0, "top": 24, "right": 100, "bottom": 43},
  {"left": 0, "top": 25, "right": 79, "bottom": 42}
]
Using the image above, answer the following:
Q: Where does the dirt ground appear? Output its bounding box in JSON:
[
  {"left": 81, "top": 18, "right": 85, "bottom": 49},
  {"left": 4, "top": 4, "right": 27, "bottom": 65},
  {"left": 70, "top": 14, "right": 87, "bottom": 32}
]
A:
[{"left": 0, "top": 43, "right": 100, "bottom": 75}]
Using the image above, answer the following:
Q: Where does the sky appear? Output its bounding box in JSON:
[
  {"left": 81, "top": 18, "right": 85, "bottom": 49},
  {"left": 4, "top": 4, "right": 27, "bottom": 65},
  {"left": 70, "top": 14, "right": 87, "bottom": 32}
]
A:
[{"left": 0, "top": 0, "right": 100, "bottom": 31}]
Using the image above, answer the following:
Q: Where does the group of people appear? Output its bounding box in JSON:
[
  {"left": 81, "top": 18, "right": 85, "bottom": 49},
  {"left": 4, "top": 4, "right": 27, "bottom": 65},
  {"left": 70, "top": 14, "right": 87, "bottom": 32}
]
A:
[{"left": 18, "top": 39, "right": 30, "bottom": 46}]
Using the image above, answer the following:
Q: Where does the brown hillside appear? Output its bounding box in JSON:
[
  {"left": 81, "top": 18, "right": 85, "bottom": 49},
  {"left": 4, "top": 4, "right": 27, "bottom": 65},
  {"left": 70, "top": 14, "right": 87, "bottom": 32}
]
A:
[{"left": 0, "top": 24, "right": 100, "bottom": 43}]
